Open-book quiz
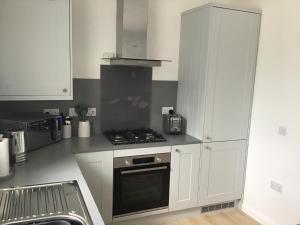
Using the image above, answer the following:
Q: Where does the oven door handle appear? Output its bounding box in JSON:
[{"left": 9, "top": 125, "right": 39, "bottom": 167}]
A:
[{"left": 121, "top": 166, "right": 168, "bottom": 174}]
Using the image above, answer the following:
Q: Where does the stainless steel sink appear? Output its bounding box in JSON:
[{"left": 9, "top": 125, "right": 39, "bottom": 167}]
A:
[
  {"left": 0, "top": 181, "right": 93, "bottom": 225},
  {"left": 27, "top": 221, "right": 75, "bottom": 225},
  {"left": 14, "top": 217, "right": 85, "bottom": 225}
]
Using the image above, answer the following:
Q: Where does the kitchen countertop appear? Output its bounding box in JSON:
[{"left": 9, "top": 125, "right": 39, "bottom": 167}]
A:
[
  {"left": 0, "top": 133, "right": 201, "bottom": 225},
  {"left": 72, "top": 133, "right": 201, "bottom": 153},
  {"left": 0, "top": 142, "right": 105, "bottom": 225}
]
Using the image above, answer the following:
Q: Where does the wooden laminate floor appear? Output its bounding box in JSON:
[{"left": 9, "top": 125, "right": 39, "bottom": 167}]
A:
[{"left": 162, "top": 209, "right": 260, "bottom": 225}]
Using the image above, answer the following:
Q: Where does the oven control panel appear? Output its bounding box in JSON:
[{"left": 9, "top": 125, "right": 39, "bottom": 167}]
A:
[{"left": 114, "top": 153, "right": 171, "bottom": 168}]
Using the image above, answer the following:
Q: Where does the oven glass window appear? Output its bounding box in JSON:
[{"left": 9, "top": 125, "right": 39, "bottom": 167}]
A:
[
  {"left": 114, "top": 164, "right": 170, "bottom": 216},
  {"left": 122, "top": 172, "right": 163, "bottom": 204}
]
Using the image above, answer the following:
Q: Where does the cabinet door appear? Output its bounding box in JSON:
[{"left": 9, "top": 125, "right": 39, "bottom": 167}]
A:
[
  {"left": 199, "top": 141, "right": 247, "bottom": 206},
  {"left": 0, "top": 0, "right": 72, "bottom": 100},
  {"left": 177, "top": 8, "right": 210, "bottom": 140},
  {"left": 76, "top": 151, "right": 113, "bottom": 223},
  {"left": 169, "top": 144, "right": 201, "bottom": 211},
  {"left": 203, "top": 8, "right": 260, "bottom": 142}
]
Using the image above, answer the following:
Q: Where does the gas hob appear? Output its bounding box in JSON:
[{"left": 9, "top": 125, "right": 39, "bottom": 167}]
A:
[{"left": 104, "top": 128, "right": 166, "bottom": 145}]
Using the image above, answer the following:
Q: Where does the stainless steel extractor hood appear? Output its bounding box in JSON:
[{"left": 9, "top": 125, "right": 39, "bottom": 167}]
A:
[{"left": 103, "top": 0, "right": 169, "bottom": 67}]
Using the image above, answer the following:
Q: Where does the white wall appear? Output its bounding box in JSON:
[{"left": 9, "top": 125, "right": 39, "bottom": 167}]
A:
[
  {"left": 72, "top": 0, "right": 116, "bottom": 79},
  {"left": 239, "top": 1, "right": 300, "bottom": 225},
  {"left": 72, "top": 0, "right": 235, "bottom": 80}
]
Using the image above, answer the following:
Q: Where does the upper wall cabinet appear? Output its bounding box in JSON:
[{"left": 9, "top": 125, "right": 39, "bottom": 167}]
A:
[
  {"left": 177, "top": 4, "right": 261, "bottom": 142},
  {"left": 0, "top": 0, "right": 72, "bottom": 100}
]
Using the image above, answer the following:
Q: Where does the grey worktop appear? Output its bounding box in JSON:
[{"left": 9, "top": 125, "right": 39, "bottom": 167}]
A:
[
  {"left": 0, "top": 141, "right": 105, "bottom": 225},
  {"left": 0, "top": 133, "right": 200, "bottom": 225},
  {"left": 71, "top": 133, "right": 201, "bottom": 153}
]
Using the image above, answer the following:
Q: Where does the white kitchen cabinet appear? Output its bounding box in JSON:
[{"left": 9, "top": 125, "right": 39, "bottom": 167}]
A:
[
  {"left": 169, "top": 144, "right": 201, "bottom": 211},
  {"left": 177, "top": 3, "right": 261, "bottom": 142},
  {"left": 76, "top": 151, "right": 113, "bottom": 223},
  {"left": 198, "top": 140, "right": 247, "bottom": 206},
  {"left": 0, "top": 0, "right": 72, "bottom": 100}
]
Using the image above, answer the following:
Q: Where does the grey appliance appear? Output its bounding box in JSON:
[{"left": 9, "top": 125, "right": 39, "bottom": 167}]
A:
[
  {"left": 102, "top": 0, "right": 170, "bottom": 67},
  {"left": 163, "top": 110, "right": 184, "bottom": 134},
  {"left": 0, "top": 114, "right": 63, "bottom": 154},
  {"left": 0, "top": 181, "right": 92, "bottom": 225},
  {"left": 113, "top": 153, "right": 171, "bottom": 217}
]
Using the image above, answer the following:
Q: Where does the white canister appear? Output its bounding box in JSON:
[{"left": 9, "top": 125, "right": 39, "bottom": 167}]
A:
[
  {"left": 0, "top": 136, "right": 10, "bottom": 178},
  {"left": 78, "top": 121, "right": 90, "bottom": 138},
  {"left": 63, "top": 125, "right": 72, "bottom": 139}
]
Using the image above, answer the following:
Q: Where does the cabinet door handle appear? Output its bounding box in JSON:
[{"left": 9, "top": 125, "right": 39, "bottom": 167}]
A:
[
  {"left": 205, "top": 146, "right": 212, "bottom": 150},
  {"left": 175, "top": 149, "right": 180, "bottom": 153},
  {"left": 63, "top": 88, "right": 68, "bottom": 93},
  {"left": 206, "top": 136, "right": 212, "bottom": 141}
]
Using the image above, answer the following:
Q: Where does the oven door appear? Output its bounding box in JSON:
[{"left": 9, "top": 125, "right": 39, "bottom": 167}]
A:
[{"left": 113, "top": 163, "right": 170, "bottom": 217}]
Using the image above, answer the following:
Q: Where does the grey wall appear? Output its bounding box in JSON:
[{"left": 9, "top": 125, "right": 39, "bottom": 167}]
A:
[
  {"left": 0, "top": 79, "right": 178, "bottom": 135},
  {"left": 151, "top": 81, "right": 178, "bottom": 131},
  {"left": 0, "top": 79, "right": 101, "bottom": 135}
]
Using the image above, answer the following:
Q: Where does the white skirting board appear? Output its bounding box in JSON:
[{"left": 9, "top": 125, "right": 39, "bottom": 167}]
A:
[{"left": 242, "top": 203, "right": 279, "bottom": 225}]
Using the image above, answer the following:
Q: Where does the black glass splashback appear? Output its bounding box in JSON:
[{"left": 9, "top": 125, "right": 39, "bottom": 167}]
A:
[{"left": 101, "top": 65, "right": 152, "bottom": 130}]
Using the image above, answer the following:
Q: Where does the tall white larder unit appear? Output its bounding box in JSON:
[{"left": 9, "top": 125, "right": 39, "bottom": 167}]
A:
[{"left": 177, "top": 3, "right": 261, "bottom": 206}]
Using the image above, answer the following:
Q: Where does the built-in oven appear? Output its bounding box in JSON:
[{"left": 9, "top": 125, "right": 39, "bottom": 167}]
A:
[{"left": 113, "top": 153, "right": 171, "bottom": 217}]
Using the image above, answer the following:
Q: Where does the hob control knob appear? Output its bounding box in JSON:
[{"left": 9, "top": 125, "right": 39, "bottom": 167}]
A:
[
  {"left": 125, "top": 160, "right": 131, "bottom": 166},
  {"left": 156, "top": 157, "right": 162, "bottom": 162}
]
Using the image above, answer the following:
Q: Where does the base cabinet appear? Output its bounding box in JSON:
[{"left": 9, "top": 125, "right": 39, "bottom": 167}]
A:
[
  {"left": 198, "top": 140, "right": 247, "bottom": 206},
  {"left": 169, "top": 144, "right": 201, "bottom": 211},
  {"left": 76, "top": 151, "right": 113, "bottom": 223},
  {"left": 75, "top": 142, "right": 247, "bottom": 221}
]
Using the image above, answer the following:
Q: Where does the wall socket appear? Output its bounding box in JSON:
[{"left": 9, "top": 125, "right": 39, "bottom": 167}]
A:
[
  {"left": 162, "top": 106, "right": 174, "bottom": 115},
  {"left": 69, "top": 108, "right": 96, "bottom": 117},
  {"left": 278, "top": 126, "right": 287, "bottom": 136},
  {"left": 87, "top": 108, "right": 96, "bottom": 117},
  {"left": 270, "top": 180, "right": 283, "bottom": 193},
  {"left": 44, "top": 108, "right": 60, "bottom": 116}
]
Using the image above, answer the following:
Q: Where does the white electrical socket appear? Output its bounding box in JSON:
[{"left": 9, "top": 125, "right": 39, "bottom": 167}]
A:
[
  {"left": 87, "top": 108, "right": 96, "bottom": 117},
  {"left": 162, "top": 106, "right": 174, "bottom": 115},
  {"left": 44, "top": 108, "right": 60, "bottom": 115},
  {"left": 69, "top": 107, "right": 96, "bottom": 117},
  {"left": 69, "top": 108, "right": 78, "bottom": 117},
  {"left": 270, "top": 180, "right": 283, "bottom": 193}
]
